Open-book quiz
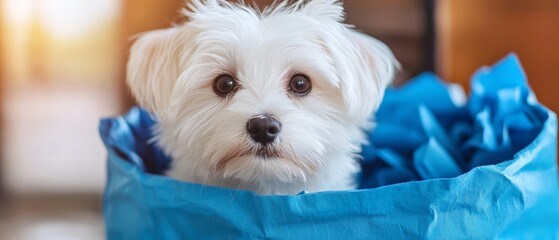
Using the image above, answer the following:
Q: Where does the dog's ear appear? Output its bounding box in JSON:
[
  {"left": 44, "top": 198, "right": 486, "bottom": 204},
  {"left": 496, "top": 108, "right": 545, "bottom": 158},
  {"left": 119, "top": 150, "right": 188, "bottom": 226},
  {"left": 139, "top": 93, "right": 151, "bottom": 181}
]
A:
[
  {"left": 346, "top": 30, "right": 398, "bottom": 124},
  {"left": 127, "top": 28, "right": 184, "bottom": 114},
  {"left": 327, "top": 29, "right": 399, "bottom": 125},
  {"left": 298, "top": 1, "right": 397, "bottom": 125}
]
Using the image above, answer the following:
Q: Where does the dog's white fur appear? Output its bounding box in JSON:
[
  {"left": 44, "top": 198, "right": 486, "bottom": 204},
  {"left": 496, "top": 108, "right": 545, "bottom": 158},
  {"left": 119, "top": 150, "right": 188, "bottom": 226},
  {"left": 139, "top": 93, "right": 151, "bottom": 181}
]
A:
[{"left": 126, "top": 0, "right": 397, "bottom": 195}]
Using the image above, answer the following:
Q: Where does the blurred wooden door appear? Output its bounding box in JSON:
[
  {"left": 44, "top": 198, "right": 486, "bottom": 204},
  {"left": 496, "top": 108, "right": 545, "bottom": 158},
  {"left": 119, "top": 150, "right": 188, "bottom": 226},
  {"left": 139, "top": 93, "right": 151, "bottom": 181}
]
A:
[{"left": 437, "top": 0, "right": 559, "bottom": 114}]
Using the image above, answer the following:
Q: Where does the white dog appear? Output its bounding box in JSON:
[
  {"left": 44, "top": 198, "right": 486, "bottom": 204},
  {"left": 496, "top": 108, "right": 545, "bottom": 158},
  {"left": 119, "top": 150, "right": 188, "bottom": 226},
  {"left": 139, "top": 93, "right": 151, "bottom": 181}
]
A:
[{"left": 126, "top": 0, "right": 397, "bottom": 195}]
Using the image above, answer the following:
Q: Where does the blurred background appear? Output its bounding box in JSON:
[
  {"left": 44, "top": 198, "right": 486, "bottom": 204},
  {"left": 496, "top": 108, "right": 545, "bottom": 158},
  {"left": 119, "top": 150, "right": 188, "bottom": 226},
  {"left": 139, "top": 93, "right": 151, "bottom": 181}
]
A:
[{"left": 0, "top": 0, "right": 557, "bottom": 239}]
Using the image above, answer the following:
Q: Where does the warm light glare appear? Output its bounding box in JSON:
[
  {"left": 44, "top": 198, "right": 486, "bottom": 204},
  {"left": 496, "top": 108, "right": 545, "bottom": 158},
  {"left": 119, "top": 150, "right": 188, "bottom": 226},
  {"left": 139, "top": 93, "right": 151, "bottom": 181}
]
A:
[
  {"left": 4, "top": 0, "right": 120, "bottom": 38},
  {"left": 39, "top": 0, "right": 120, "bottom": 38},
  {"left": 4, "top": 0, "right": 33, "bottom": 25},
  {"left": 1, "top": 0, "right": 122, "bottom": 197}
]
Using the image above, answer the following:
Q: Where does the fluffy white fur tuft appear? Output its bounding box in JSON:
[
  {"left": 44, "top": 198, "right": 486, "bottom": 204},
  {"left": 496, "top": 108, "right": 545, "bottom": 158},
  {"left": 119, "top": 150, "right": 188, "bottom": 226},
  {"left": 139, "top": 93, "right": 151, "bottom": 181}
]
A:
[{"left": 126, "top": 0, "right": 398, "bottom": 195}]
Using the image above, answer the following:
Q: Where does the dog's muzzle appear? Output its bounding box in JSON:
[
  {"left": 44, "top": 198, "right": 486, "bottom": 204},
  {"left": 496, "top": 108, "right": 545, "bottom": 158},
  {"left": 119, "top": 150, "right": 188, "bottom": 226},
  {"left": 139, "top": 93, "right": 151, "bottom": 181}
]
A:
[{"left": 246, "top": 114, "right": 281, "bottom": 145}]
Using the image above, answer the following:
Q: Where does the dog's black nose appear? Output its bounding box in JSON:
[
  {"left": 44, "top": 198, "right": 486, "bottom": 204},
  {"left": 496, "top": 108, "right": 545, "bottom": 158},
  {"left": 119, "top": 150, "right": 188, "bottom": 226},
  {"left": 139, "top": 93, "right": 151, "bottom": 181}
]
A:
[{"left": 246, "top": 115, "right": 281, "bottom": 145}]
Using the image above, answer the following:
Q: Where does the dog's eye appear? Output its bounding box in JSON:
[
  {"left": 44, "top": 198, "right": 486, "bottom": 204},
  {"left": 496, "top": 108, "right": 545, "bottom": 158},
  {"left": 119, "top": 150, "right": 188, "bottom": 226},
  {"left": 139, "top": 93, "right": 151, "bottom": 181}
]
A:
[
  {"left": 213, "top": 74, "right": 237, "bottom": 97},
  {"left": 288, "top": 74, "right": 311, "bottom": 96}
]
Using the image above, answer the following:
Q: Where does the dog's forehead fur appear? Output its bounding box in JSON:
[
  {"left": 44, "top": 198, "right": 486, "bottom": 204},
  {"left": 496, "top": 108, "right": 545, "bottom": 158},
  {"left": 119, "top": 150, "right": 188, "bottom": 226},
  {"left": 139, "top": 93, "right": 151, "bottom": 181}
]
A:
[{"left": 181, "top": 0, "right": 346, "bottom": 89}]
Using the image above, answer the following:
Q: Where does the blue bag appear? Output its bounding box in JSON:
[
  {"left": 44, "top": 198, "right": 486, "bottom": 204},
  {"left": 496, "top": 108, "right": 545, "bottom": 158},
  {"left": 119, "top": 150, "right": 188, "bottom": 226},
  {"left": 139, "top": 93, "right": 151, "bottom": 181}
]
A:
[{"left": 99, "top": 54, "right": 558, "bottom": 239}]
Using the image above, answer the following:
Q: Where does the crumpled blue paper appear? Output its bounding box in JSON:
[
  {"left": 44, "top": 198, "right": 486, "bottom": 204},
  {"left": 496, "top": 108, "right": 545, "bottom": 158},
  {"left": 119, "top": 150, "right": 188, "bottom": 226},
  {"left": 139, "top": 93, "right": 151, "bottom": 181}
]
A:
[
  {"left": 359, "top": 54, "right": 548, "bottom": 189},
  {"left": 99, "top": 54, "right": 558, "bottom": 239}
]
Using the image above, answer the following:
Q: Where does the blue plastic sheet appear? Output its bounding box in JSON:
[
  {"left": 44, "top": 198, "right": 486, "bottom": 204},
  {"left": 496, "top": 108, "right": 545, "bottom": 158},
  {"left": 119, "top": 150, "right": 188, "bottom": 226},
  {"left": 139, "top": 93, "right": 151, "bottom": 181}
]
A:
[{"left": 100, "top": 54, "right": 558, "bottom": 239}]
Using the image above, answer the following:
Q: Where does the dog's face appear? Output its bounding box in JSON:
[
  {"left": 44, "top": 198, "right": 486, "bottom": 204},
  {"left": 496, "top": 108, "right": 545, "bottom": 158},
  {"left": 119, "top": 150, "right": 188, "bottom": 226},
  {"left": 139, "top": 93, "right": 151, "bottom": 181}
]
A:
[{"left": 127, "top": 0, "right": 397, "bottom": 190}]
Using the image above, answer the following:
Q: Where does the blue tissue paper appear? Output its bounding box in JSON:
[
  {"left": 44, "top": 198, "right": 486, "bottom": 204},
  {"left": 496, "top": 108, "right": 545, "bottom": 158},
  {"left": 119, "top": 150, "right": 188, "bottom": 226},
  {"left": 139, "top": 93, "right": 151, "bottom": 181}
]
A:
[{"left": 100, "top": 54, "right": 558, "bottom": 239}]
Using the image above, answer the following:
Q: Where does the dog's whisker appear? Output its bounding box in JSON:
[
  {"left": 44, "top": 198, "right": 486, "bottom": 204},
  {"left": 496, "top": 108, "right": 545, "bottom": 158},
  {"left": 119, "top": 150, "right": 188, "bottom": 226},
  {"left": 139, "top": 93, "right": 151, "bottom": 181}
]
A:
[{"left": 285, "top": 144, "right": 314, "bottom": 176}]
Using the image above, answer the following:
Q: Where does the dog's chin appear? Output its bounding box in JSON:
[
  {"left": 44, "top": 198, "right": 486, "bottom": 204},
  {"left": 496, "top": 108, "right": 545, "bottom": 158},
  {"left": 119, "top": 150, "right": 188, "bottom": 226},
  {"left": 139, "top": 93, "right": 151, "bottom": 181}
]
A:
[{"left": 215, "top": 146, "right": 316, "bottom": 185}]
